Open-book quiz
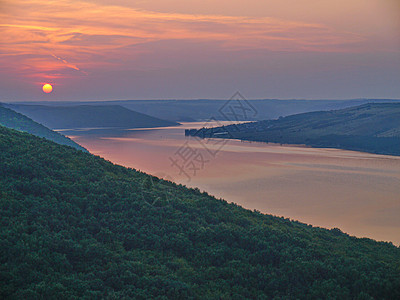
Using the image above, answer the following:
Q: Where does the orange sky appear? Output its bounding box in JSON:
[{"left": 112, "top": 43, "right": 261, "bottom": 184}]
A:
[{"left": 0, "top": 0, "right": 399, "bottom": 100}]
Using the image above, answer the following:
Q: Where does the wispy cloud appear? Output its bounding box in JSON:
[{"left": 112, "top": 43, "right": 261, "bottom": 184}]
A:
[
  {"left": 51, "top": 54, "right": 88, "bottom": 75},
  {"left": 0, "top": 0, "right": 368, "bottom": 81}
]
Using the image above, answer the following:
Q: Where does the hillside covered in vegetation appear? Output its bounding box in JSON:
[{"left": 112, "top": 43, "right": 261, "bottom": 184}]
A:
[
  {"left": 186, "top": 103, "right": 400, "bottom": 156},
  {"left": 0, "top": 105, "right": 86, "bottom": 151},
  {"left": 1, "top": 125, "right": 399, "bottom": 299},
  {"left": 6, "top": 104, "right": 179, "bottom": 130}
]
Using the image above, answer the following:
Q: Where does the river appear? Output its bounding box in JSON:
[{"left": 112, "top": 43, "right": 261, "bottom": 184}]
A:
[{"left": 64, "top": 122, "right": 400, "bottom": 245}]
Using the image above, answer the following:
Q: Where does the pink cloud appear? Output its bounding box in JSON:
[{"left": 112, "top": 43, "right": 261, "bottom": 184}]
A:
[{"left": 1, "top": 0, "right": 368, "bottom": 81}]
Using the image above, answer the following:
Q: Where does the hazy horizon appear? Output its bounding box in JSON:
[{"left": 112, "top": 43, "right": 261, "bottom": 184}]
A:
[{"left": 3, "top": 98, "right": 400, "bottom": 104}]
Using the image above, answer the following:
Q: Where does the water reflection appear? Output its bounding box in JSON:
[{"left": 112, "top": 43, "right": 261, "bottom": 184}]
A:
[{"left": 66, "top": 122, "right": 400, "bottom": 245}]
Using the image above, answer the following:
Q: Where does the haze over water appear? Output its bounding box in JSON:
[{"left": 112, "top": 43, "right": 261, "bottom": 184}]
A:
[{"left": 67, "top": 122, "right": 400, "bottom": 245}]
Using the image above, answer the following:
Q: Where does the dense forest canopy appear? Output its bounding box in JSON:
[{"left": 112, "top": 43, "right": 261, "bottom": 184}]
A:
[
  {"left": 186, "top": 103, "right": 400, "bottom": 156},
  {"left": 1, "top": 125, "right": 399, "bottom": 299}
]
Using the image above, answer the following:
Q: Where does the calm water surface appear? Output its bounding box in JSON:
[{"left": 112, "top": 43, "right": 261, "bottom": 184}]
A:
[{"left": 67, "top": 122, "right": 400, "bottom": 245}]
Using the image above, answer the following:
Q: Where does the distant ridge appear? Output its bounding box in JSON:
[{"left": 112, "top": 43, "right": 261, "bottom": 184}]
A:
[
  {"left": 8, "top": 98, "right": 400, "bottom": 122},
  {"left": 6, "top": 104, "right": 179, "bottom": 129},
  {"left": 0, "top": 104, "right": 86, "bottom": 151},
  {"left": 186, "top": 103, "right": 400, "bottom": 156}
]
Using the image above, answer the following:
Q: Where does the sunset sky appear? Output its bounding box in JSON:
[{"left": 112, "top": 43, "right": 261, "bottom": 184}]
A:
[{"left": 1, "top": 0, "right": 399, "bottom": 101}]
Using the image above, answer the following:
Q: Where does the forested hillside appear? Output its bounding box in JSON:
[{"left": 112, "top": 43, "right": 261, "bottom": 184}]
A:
[
  {"left": 187, "top": 103, "right": 400, "bottom": 156},
  {"left": 1, "top": 125, "right": 399, "bottom": 299},
  {"left": 0, "top": 105, "right": 86, "bottom": 151}
]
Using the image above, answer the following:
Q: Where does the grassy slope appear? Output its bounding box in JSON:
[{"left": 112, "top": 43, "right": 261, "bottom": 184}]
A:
[
  {"left": 0, "top": 105, "right": 86, "bottom": 152},
  {"left": 0, "top": 125, "right": 399, "bottom": 299},
  {"left": 187, "top": 103, "right": 400, "bottom": 156},
  {"left": 6, "top": 104, "right": 179, "bottom": 129}
]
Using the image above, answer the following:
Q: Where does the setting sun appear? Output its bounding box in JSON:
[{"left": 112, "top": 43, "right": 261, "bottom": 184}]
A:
[{"left": 42, "top": 83, "right": 53, "bottom": 93}]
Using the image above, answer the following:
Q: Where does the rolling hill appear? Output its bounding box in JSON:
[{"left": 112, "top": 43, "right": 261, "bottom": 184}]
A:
[
  {"left": 1, "top": 125, "right": 399, "bottom": 298},
  {"left": 186, "top": 103, "right": 400, "bottom": 156},
  {"left": 0, "top": 105, "right": 86, "bottom": 151},
  {"left": 10, "top": 98, "right": 400, "bottom": 122},
  {"left": 5, "top": 104, "right": 179, "bottom": 130}
]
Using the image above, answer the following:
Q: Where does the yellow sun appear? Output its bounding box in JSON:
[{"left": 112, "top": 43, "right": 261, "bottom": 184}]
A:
[{"left": 42, "top": 83, "right": 53, "bottom": 93}]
